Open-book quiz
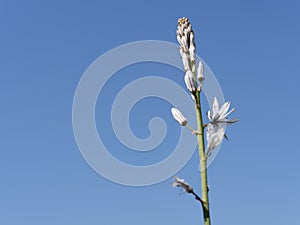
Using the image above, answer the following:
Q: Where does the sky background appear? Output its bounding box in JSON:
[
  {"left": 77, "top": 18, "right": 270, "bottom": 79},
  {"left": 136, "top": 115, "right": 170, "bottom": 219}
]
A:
[{"left": 1, "top": 0, "right": 300, "bottom": 224}]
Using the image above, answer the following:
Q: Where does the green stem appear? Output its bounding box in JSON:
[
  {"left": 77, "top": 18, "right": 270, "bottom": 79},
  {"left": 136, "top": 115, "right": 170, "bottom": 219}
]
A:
[{"left": 195, "top": 91, "right": 211, "bottom": 225}]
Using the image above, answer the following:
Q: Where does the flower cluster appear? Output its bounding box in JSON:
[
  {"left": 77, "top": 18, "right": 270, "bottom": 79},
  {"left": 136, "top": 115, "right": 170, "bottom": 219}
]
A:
[
  {"left": 170, "top": 17, "right": 238, "bottom": 225},
  {"left": 177, "top": 17, "right": 205, "bottom": 96},
  {"left": 177, "top": 17, "right": 196, "bottom": 72},
  {"left": 171, "top": 17, "right": 238, "bottom": 156}
]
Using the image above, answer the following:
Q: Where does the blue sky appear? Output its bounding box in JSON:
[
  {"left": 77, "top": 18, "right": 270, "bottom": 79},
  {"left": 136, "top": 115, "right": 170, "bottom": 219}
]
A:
[{"left": 1, "top": 0, "right": 300, "bottom": 224}]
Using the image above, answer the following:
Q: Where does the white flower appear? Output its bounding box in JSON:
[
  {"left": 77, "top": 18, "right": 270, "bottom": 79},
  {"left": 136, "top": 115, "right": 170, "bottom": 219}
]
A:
[
  {"left": 206, "top": 123, "right": 225, "bottom": 151},
  {"left": 171, "top": 108, "right": 187, "bottom": 126},
  {"left": 172, "top": 176, "right": 193, "bottom": 193},
  {"left": 184, "top": 70, "right": 197, "bottom": 93},
  {"left": 207, "top": 97, "right": 237, "bottom": 125}
]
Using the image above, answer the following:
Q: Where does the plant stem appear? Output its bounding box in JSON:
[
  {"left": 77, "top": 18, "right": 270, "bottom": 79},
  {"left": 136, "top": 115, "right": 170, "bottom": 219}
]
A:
[{"left": 195, "top": 91, "right": 211, "bottom": 225}]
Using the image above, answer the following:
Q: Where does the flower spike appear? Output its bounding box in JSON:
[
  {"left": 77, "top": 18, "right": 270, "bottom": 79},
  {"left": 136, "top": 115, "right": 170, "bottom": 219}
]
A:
[{"left": 177, "top": 17, "right": 197, "bottom": 74}]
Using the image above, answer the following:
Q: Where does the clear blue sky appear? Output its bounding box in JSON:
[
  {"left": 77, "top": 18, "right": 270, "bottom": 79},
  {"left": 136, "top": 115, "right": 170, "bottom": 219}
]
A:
[{"left": 1, "top": 0, "right": 300, "bottom": 224}]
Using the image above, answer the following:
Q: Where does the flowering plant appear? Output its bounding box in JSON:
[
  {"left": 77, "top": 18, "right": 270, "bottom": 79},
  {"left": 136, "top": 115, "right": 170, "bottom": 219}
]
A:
[{"left": 171, "top": 17, "right": 238, "bottom": 225}]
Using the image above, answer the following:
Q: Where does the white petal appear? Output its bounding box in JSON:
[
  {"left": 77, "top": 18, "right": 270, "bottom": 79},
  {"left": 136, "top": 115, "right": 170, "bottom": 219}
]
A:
[
  {"left": 223, "top": 107, "right": 235, "bottom": 119},
  {"left": 206, "top": 123, "right": 214, "bottom": 141},
  {"left": 207, "top": 110, "right": 212, "bottom": 120},
  {"left": 218, "top": 101, "right": 230, "bottom": 119},
  {"left": 212, "top": 97, "right": 219, "bottom": 118}
]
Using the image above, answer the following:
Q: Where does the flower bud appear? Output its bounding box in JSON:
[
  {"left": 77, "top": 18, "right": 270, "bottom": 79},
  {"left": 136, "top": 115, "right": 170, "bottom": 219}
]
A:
[
  {"left": 184, "top": 70, "right": 197, "bottom": 93},
  {"left": 189, "top": 45, "right": 196, "bottom": 63},
  {"left": 180, "top": 48, "right": 190, "bottom": 71},
  {"left": 171, "top": 108, "right": 187, "bottom": 126},
  {"left": 197, "top": 61, "right": 204, "bottom": 81}
]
